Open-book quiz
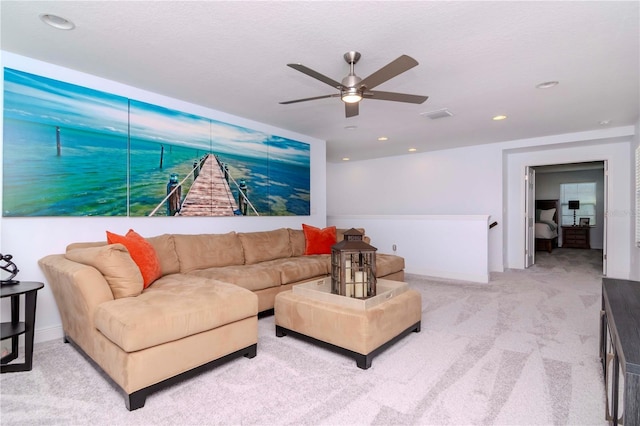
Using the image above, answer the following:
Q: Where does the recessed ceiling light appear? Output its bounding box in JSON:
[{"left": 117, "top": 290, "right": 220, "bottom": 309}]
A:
[
  {"left": 536, "top": 81, "right": 559, "bottom": 89},
  {"left": 599, "top": 120, "right": 611, "bottom": 126},
  {"left": 408, "top": 148, "right": 417, "bottom": 152},
  {"left": 344, "top": 125, "right": 357, "bottom": 131},
  {"left": 377, "top": 136, "right": 388, "bottom": 141},
  {"left": 342, "top": 157, "right": 350, "bottom": 161},
  {"left": 40, "top": 14, "right": 75, "bottom": 30},
  {"left": 492, "top": 115, "right": 507, "bottom": 121}
]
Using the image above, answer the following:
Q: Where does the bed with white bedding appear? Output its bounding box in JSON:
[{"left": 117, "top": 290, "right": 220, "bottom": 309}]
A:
[
  {"left": 536, "top": 222, "right": 558, "bottom": 239},
  {"left": 535, "top": 199, "right": 559, "bottom": 253}
]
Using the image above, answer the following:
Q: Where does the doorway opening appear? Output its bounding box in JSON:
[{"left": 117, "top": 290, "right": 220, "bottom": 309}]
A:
[{"left": 525, "top": 160, "right": 606, "bottom": 274}]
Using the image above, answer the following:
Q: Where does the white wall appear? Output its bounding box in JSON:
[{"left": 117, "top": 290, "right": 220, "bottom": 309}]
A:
[
  {"left": 328, "top": 215, "right": 490, "bottom": 283},
  {"left": 328, "top": 127, "right": 636, "bottom": 280},
  {"left": 327, "top": 144, "right": 504, "bottom": 272},
  {"left": 0, "top": 53, "right": 327, "bottom": 343}
]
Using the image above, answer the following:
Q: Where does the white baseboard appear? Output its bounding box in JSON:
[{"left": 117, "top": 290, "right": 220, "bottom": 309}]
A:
[
  {"left": 1, "top": 325, "right": 63, "bottom": 352},
  {"left": 407, "top": 268, "right": 489, "bottom": 284},
  {"left": 35, "top": 325, "right": 64, "bottom": 344}
]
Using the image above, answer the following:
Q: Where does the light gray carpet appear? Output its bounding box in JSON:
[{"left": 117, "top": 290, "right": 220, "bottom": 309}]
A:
[{"left": 1, "top": 248, "right": 607, "bottom": 425}]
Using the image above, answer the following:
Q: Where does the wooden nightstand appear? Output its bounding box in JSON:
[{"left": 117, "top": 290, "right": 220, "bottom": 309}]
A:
[{"left": 562, "top": 226, "right": 591, "bottom": 249}]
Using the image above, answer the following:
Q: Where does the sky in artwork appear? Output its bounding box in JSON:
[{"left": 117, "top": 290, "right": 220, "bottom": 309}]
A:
[{"left": 4, "top": 68, "right": 310, "bottom": 167}]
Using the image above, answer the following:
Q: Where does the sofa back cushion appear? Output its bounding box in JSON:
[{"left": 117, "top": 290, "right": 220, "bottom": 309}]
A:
[
  {"left": 65, "top": 244, "right": 144, "bottom": 299},
  {"left": 288, "top": 228, "right": 306, "bottom": 257},
  {"left": 238, "top": 228, "right": 292, "bottom": 264},
  {"left": 146, "top": 234, "right": 180, "bottom": 276},
  {"left": 173, "top": 232, "right": 244, "bottom": 273}
]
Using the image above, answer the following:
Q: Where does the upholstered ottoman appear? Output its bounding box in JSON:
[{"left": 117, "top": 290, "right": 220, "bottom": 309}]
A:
[{"left": 274, "top": 279, "right": 422, "bottom": 369}]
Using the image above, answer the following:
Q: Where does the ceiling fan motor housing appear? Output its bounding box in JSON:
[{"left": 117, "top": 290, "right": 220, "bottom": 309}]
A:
[{"left": 342, "top": 74, "right": 362, "bottom": 88}]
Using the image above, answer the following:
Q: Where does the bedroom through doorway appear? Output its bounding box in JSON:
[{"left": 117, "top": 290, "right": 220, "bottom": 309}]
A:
[{"left": 525, "top": 161, "right": 606, "bottom": 274}]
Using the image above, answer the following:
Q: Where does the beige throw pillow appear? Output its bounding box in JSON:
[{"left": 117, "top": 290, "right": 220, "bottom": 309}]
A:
[{"left": 65, "top": 244, "right": 144, "bottom": 299}]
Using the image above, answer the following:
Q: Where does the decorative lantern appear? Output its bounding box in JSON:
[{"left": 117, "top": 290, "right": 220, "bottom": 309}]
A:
[{"left": 331, "top": 228, "right": 377, "bottom": 298}]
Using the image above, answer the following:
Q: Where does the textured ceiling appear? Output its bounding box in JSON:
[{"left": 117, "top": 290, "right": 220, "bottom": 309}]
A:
[{"left": 1, "top": 1, "right": 639, "bottom": 162}]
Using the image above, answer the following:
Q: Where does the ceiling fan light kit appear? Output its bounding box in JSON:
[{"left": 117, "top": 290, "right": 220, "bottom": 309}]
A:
[
  {"left": 281, "top": 51, "right": 428, "bottom": 117},
  {"left": 341, "top": 88, "right": 362, "bottom": 104}
]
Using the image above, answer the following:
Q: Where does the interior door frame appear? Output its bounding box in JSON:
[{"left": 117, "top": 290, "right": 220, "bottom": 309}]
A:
[
  {"left": 603, "top": 160, "right": 608, "bottom": 275},
  {"left": 524, "top": 166, "right": 535, "bottom": 268},
  {"left": 524, "top": 160, "right": 608, "bottom": 273}
]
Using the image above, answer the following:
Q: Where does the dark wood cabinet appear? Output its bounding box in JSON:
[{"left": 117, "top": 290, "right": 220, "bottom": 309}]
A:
[
  {"left": 600, "top": 278, "right": 640, "bottom": 425},
  {"left": 562, "top": 226, "right": 590, "bottom": 249}
]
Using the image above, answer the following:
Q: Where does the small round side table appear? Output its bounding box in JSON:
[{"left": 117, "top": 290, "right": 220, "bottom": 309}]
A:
[{"left": 1, "top": 281, "right": 44, "bottom": 373}]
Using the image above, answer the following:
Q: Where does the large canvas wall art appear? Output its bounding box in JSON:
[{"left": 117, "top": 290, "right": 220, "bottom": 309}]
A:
[{"left": 2, "top": 68, "right": 311, "bottom": 217}]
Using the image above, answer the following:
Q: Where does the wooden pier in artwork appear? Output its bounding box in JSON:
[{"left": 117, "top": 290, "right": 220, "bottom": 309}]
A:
[{"left": 179, "top": 154, "right": 239, "bottom": 217}]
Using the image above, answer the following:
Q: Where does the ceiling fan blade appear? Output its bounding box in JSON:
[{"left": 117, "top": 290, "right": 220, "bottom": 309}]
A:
[
  {"left": 359, "top": 55, "right": 419, "bottom": 90},
  {"left": 287, "top": 63, "right": 343, "bottom": 89},
  {"left": 345, "top": 102, "right": 359, "bottom": 118},
  {"left": 365, "top": 90, "right": 428, "bottom": 104},
  {"left": 280, "top": 94, "right": 339, "bottom": 105}
]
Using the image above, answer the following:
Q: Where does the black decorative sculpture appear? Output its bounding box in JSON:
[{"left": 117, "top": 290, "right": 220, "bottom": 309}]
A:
[{"left": 0, "top": 253, "right": 20, "bottom": 285}]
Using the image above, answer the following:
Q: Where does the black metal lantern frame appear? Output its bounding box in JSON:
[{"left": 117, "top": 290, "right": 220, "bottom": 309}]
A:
[{"left": 331, "top": 229, "right": 377, "bottom": 299}]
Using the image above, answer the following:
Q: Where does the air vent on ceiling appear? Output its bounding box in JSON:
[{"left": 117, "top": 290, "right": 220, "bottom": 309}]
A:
[{"left": 420, "top": 108, "right": 453, "bottom": 120}]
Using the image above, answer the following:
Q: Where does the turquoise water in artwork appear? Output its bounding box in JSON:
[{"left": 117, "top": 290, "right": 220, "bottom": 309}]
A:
[
  {"left": 3, "top": 119, "right": 129, "bottom": 216},
  {"left": 3, "top": 118, "right": 310, "bottom": 216},
  {"left": 2, "top": 67, "right": 310, "bottom": 217}
]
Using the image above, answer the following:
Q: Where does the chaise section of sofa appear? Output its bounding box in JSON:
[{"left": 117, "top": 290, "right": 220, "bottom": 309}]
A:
[{"left": 38, "top": 252, "right": 258, "bottom": 410}]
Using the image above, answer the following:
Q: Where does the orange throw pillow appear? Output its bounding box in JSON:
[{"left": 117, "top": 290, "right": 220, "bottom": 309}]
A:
[
  {"left": 106, "top": 229, "right": 162, "bottom": 288},
  {"left": 302, "top": 224, "right": 337, "bottom": 255}
]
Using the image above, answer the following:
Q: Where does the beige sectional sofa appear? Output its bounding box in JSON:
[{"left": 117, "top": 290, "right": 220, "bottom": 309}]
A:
[{"left": 38, "top": 227, "right": 404, "bottom": 410}]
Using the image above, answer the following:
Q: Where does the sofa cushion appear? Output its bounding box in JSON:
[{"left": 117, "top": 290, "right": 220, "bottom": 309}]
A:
[
  {"left": 173, "top": 232, "right": 244, "bottom": 273},
  {"left": 146, "top": 233, "right": 180, "bottom": 276},
  {"left": 375, "top": 253, "right": 405, "bottom": 277},
  {"left": 188, "top": 263, "right": 281, "bottom": 292},
  {"left": 65, "top": 244, "right": 144, "bottom": 299},
  {"left": 94, "top": 275, "right": 258, "bottom": 352},
  {"left": 238, "top": 228, "right": 292, "bottom": 264},
  {"left": 302, "top": 224, "right": 337, "bottom": 255},
  {"left": 275, "top": 256, "right": 330, "bottom": 285},
  {"left": 107, "top": 229, "right": 162, "bottom": 288},
  {"left": 288, "top": 228, "right": 306, "bottom": 257}
]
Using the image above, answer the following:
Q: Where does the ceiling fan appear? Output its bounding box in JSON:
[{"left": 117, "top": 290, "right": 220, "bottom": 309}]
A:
[{"left": 280, "top": 51, "right": 428, "bottom": 118}]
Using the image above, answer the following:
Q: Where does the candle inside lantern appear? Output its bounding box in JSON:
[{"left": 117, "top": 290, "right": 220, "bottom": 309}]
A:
[
  {"left": 345, "top": 259, "right": 352, "bottom": 284},
  {"left": 345, "top": 283, "right": 354, "bottom": 297}
]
